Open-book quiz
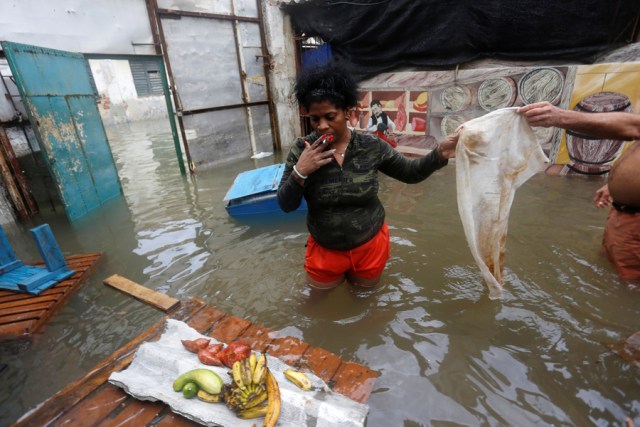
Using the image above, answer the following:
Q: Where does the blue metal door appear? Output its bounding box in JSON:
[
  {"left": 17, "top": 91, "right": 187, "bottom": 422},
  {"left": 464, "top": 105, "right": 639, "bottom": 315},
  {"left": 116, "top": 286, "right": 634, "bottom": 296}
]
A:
[{"left": 2, "top": 41, "right": 121, "bottom": 221}]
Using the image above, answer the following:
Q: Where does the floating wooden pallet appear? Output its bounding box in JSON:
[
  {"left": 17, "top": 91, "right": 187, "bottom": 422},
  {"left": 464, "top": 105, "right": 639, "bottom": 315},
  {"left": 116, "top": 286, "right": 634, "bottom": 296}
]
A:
[
  {"left": 13, "top": 297, "right": 379, "bottom": 426},
  {"left": 0, "top": 253, "right": 101, "bottom": 342}
]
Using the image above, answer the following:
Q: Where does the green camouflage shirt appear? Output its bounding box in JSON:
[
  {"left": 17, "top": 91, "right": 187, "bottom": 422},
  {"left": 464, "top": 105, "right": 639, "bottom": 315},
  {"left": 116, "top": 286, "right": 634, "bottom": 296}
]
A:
[{"left": 277, "top": 130, "right": 448, "bottom": 250}]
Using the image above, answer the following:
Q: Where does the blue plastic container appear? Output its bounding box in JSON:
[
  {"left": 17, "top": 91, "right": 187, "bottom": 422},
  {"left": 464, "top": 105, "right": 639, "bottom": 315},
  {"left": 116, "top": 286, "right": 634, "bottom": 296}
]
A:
[{"left": 224, "top": 164, "right": 308, "bottom": 217}]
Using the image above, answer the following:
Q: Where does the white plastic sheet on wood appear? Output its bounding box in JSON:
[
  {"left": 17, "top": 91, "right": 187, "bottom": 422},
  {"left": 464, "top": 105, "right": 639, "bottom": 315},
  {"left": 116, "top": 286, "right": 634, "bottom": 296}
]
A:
[{"left": 109, "top": 319, "right": 368, "bottom": 427}]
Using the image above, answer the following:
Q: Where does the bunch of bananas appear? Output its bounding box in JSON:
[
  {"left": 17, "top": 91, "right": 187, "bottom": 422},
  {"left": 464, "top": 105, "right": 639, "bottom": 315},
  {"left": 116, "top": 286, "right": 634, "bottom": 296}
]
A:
[{"left": 225, "top": 352, "right": 280, "bottom": 425}]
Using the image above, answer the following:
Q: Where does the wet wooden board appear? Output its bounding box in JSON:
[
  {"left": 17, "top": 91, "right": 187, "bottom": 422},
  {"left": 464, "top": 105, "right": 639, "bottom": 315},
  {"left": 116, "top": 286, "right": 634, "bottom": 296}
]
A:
[
  {"left": 103, "top": 274, "right": 180, "bottom": 312},
  {"left": 0, "top": 253, "right": 101, "bottom": 342},
  {"left": 14, "top": 297, "right": 379, "bottom": 427}
]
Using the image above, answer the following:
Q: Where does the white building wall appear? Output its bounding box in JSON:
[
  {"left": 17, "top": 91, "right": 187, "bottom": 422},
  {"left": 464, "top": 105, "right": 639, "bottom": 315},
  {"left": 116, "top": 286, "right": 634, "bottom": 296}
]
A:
[
  {"left": 89, "top": 60, "right": 167, "bottom": 125},
  {"left": 0, "top": 0, "right": 155, "bottom": 55}
]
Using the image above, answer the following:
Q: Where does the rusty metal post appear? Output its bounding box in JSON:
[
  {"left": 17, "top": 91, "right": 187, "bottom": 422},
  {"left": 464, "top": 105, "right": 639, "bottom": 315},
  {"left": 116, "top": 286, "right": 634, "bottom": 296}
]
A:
[{"left": 145, "top": 0, "right": 195, "bottom": 174}]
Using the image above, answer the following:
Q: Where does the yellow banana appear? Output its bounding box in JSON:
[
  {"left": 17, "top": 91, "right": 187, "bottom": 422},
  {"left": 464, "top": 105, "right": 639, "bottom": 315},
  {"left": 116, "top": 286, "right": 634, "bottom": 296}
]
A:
[
  {"left": 242, "top": 357, "right": 253, "bottom": 387},
  {"left": 283, "top": 369, "right": 313, "bottom": 391},
  {"left": 263, "top": 369, "right": 281, "bottom": 427},
  {"left": 236, "top": 404, "right": 268, "bottom": 420},
  {"left": 196, "top": 389, "right": 223, "bottom": 403},
  {"left": 232, "top": 360, "right": 246, "bottom": 389},
  {"left": 244, "top": 389, "right": 268, "bottom": 409},
  {"left": 249, "top": 352, "right": 257, "bottom": 377},
  {"left": 252, "top": 353, "right": 267, "bottom": 385}
]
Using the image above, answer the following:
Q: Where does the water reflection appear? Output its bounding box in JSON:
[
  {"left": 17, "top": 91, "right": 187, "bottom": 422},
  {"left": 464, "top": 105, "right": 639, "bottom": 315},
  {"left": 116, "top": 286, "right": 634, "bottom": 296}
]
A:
[{"left": 0, "top": 119, "right": 638, "bottom": 427}]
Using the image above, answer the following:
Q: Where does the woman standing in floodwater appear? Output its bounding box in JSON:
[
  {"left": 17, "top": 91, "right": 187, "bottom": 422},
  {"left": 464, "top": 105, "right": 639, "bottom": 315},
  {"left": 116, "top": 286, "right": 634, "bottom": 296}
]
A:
[{"left": 277, "top": 64, "right": 460, "bottom": 290}]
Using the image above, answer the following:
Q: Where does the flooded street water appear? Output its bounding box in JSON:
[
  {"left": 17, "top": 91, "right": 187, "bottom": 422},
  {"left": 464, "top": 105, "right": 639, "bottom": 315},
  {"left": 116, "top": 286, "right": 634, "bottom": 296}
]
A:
[{"left": 1, "top": 118, "right": 638, "bottom": 427}]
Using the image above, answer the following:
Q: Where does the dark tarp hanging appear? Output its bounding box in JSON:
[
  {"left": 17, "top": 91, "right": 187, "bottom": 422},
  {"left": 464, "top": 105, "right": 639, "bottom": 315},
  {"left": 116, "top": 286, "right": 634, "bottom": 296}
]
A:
[{"left": 282, "top": 0, "right": 640, "bottom": 79}]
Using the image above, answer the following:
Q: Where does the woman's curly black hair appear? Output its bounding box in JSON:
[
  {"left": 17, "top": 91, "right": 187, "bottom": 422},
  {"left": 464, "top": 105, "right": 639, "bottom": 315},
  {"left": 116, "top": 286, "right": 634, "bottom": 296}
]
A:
[{"left": 294, "top": 63, "right": 359, "bottom": 111}]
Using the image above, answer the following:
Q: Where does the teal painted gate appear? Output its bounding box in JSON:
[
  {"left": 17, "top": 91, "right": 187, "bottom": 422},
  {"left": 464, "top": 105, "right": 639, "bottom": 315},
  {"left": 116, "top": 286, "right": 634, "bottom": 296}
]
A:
[{"left": 2, "top": 41, "right": 121, "bottom": 222}]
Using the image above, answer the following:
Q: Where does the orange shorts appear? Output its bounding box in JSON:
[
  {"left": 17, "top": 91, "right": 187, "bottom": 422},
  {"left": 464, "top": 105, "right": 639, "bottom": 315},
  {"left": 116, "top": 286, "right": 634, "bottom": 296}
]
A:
[
  {"left": 304, "top": 223, "right": 390, "bottom": 283},
  {"left": 601, "top": 208, "right": 640, "bottom": 281}
]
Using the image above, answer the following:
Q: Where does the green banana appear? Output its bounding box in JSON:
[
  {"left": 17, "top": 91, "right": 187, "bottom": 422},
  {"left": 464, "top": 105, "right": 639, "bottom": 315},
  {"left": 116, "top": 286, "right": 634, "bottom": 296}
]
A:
[{"left": 173, "top": 369, "right": 223, "bottom": 395}]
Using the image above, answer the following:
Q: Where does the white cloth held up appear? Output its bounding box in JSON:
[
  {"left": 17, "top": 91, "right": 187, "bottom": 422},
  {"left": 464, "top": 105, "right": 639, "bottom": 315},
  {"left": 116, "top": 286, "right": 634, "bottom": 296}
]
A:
[{"left": 455, "top": 108, "right": 549, "bottom": 299}]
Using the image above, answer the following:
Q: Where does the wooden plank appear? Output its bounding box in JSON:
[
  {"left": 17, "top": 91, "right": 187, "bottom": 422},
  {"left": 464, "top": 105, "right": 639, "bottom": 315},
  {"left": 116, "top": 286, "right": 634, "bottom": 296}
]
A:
[
  {"left": 0, "top": 127, "right": 38, "bottom": 215},
  {"left": 51, "top": 384, "right": 128, "bottom": 427},
  {"left": 94, "top": 398, "right": 165, "bottom": 427},
  {"left": 0, "top": 288, "right": 67, "bottom": 301},
  {"left": 207, "top": 314, "right": 251, "bottom": 343},
  {"left": 0, "top": 308, "right": 47, "bottom": 323},
  {"left": 299, "top": 346, "right": 342, "bottom": 384},
  {"left": 0, "top": 320, "right": 32, "bottom": 339},
  {"left": 154, "top": 411, "right": 200, "bottom": 427},
  {"left": 103, "top": 274, "right": 180, "bottom": 313},
  {"left": 0, "top": 295, "right": 60, "bottom": 309},
  {"left": 238, "top": 323, "right": 274, "bottom": 352},
  {"left": 330, "top": 360, "right": 379, "bottom": 404},
  {"left": 185, "top": 305, "right": 226, "bottom": 334},
  {"left": 0, "top": 130, "right": 29, "bottom": 220},
  {"left": 13, "top": 298, "right": 208, "bottom": 427},
  {"left": 267, "top": 336, "right": 309, "bottom": 366}
]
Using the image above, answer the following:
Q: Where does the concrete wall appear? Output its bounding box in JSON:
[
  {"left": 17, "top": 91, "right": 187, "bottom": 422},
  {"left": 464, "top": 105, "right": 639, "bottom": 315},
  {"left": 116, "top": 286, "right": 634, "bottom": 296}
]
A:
[
  {"left": 262, "top": 1, "right": 299, "bottom": 151},
  {"left": 89, "top": 59, "right": 167, "bottom": 126},
  {"left": 0, "top": 0, "right": 155, "bottom": 55}
]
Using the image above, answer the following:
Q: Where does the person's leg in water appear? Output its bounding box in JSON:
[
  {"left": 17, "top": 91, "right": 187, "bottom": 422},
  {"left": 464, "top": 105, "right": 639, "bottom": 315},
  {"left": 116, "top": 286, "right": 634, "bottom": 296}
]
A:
[
  {"left": 346, "top": 222, "right": 390, "bottom": 289},
  {"left": 303, "top": 236, "right": 349, "bottom": 298}
]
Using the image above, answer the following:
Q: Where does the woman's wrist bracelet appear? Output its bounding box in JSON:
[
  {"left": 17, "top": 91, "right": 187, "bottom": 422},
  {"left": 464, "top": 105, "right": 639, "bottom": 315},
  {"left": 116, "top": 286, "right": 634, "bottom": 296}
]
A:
[{"left": 293, "top": 164, "right": 308, "bottom": 180}]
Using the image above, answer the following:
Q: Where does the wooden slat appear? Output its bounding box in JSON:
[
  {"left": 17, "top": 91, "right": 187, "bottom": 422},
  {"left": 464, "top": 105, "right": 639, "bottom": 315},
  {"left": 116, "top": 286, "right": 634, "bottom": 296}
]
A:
[
  {"left": 154, "top": 411, "right": 199, "bottom": 427},
  {"left": 0, "top": 310, "right": 47, "bottom": 325},
  {"left": 51, "top": 384, "right": 128, "bottom": 427},
  {"left": 299, "top": 346, "right": 342, "bottom": 384},
  {"left": 330, "top": 360, "right": 379, "bottom": 404},
  {"left": 103, "top": 274, "right": 180, "bottom": 313},
  {"left": 267, "top": 336, "right": 310, "bottom": 366},
  {"left": 207, "top": 314, "right": 251, "bottom": 343},
  {"left": 238, "top": 323, "right": 274, "bottom": 352},
  {"left": 13, "top": 298, "right": 208, "bottom": 427},
  {"left": 184, "top": 305, "right": 226, "bottom": 334},
  {"left": 0, "top": 295, "right": 60, "bottom": 309},
  {"left": 0, "top": 127, "right": 38, "bottom": 215},
  {"left": 0, "top": 320, "right": 32, "bottom": 339},
  {"left": 94, "top": 398, "right": 165, "bottom": 427}
]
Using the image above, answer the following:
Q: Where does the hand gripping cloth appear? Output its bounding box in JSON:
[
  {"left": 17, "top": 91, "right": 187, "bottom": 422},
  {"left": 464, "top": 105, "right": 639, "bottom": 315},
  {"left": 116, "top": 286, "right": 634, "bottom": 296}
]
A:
[{"left": 455, "top": 108, "right": 549, "bottom": 299}]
